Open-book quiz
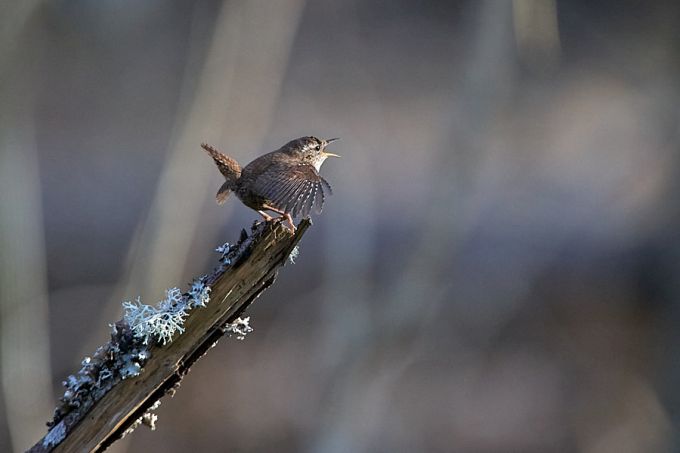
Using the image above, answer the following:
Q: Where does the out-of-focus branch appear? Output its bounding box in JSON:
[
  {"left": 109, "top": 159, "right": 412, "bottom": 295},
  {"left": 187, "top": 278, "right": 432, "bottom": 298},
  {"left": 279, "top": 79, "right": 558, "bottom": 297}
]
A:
[
  {"left": 28, "top": 219, "right": 310, "bottom": 453},
  {"left": 0, "top": 1, "right": 43, "bottom": 76}
]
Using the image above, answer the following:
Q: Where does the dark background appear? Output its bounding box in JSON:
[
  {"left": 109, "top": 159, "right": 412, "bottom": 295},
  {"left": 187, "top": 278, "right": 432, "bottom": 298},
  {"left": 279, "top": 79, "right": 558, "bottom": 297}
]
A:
[{"left": 1, "top": 1, "right": 680, "bottom": 452}]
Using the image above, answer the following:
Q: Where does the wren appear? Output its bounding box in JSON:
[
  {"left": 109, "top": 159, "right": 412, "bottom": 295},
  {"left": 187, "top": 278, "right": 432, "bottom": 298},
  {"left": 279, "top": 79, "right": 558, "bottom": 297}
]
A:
[{"left": 202, "top": 136, "right": 340, "bottom": 232}]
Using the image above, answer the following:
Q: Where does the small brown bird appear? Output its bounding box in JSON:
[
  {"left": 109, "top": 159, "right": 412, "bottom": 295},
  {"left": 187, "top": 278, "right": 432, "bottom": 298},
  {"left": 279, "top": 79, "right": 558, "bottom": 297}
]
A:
[{"left": 202, "top": 136, "right": 340, "bottom": 232}]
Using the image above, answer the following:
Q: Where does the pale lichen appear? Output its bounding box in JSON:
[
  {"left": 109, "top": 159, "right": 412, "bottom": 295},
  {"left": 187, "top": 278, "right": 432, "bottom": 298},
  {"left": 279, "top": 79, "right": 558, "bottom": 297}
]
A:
[
  {"left": 215, "top": 242, "right": 231, "bottom": 256},
  {"left": 122, "top": 280, "right": 212, "bottom": 346},
  {"left": 123, "top": 293, "right": 189, "bottom": 346},
  {"left": 215, "top": 242, "right": 232, "bottom": 266},
  {"left": 42, "top": 420, "right": 66, "bottom": 448},
  {"left": 121, "top": 400, "right": 161, "bottom": 438},
  {"left": 288, "top": 245, "right": 300, "bottom": 264},
  {"left": 189, "top": 276, "right": 211, "bottom": 308},
  {"left": 47, "top": 321, "right": 147, "bottom": 431},
  {"left": 42, "top": 229, "right": 270, "bottom": 444},
  {"left": 223, "top": 317, "right": 253, "bottom": 340}
]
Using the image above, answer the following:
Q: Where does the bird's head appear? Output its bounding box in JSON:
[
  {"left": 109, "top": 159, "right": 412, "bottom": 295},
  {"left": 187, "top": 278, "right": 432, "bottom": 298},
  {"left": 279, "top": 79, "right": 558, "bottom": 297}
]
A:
[{"left": 283, "top": 136, "right": 340, "bottom": 171}]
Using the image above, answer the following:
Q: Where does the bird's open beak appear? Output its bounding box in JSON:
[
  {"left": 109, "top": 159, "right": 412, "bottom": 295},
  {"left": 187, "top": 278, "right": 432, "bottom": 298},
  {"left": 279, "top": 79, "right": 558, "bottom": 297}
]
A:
[{"left": 323, "top": 138, "right": 341, "bottom": 157}]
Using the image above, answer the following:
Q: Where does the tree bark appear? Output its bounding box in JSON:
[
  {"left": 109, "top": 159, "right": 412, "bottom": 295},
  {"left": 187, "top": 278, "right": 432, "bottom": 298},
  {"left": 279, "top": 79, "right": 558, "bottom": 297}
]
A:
[{"left": 28, "top": 219, "right": 310, "bottom": 452}]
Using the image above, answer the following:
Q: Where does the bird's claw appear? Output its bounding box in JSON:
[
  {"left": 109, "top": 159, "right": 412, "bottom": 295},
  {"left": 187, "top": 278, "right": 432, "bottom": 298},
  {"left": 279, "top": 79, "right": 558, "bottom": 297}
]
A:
[{"left": 273, "top": 214, "right": 296, "bottom": 233}]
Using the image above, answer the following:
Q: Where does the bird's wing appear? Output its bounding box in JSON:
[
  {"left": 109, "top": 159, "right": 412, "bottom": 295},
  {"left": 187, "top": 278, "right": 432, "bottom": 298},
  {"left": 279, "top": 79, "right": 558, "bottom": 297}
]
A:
[{"left": 253, "top": 162, "right": 332, "bottom": 217}]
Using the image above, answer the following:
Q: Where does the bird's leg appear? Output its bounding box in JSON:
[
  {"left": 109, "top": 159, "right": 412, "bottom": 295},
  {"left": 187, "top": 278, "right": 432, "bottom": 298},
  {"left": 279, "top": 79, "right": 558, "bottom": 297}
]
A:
[
  {"left": 283, "top": 213, "right": 296, "bottom": 233},
  {"left": 262, "top": 204, "right": 285, "bottom": 215},
  {"left": 262, "top": 204, "right": 296, "bottom": 233},
  {"left": 258, "top": 210, "right": 273, "bottom": 221}
]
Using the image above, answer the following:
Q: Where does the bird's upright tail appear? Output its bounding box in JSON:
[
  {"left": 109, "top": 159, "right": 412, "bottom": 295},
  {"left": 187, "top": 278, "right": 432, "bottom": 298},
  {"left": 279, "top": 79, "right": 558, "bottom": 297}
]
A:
[{"left": 201, "top": 143, "right": 242, "bottom": 204}]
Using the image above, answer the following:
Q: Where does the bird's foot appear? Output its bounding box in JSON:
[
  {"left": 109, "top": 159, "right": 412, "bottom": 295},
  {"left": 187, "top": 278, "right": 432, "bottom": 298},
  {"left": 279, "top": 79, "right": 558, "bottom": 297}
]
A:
[
  {"left": 272, "top": 214, "right": 296, "bottom": 233},
  {"left": 260, "top": 205, "right": 296, "bottom": 233},
  {"left": 281, "top": 213, "right": 296, "bottom": 233}
]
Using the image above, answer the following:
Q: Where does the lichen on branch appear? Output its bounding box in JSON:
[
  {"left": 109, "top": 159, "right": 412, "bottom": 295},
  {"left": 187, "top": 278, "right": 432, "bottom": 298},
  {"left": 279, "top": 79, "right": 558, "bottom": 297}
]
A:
[{"left": 29, "top": 219, "right": 310, "bottom": 453}]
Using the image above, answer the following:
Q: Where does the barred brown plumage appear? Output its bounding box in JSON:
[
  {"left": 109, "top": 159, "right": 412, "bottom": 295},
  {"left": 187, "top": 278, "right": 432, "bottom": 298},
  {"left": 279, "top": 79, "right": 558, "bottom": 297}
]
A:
[{"left": 201, "top": 136, "right": 339, "bottom": 232}]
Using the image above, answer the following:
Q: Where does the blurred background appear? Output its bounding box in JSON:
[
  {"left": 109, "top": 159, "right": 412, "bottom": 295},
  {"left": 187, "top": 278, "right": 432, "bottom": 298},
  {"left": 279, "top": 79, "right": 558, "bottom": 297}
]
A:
[{"left": 1, "top": 0, "right": 680, "bottom": 452}]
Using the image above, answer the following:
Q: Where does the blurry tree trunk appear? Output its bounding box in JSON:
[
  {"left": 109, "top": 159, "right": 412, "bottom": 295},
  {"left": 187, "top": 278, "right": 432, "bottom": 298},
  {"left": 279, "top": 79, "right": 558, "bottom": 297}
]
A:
[
  {"left": 0, "top": 5, "right": 54, "bottom": 450},
  {"left": 310, "top": 2, "right": 519, "bottom": 451}
]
